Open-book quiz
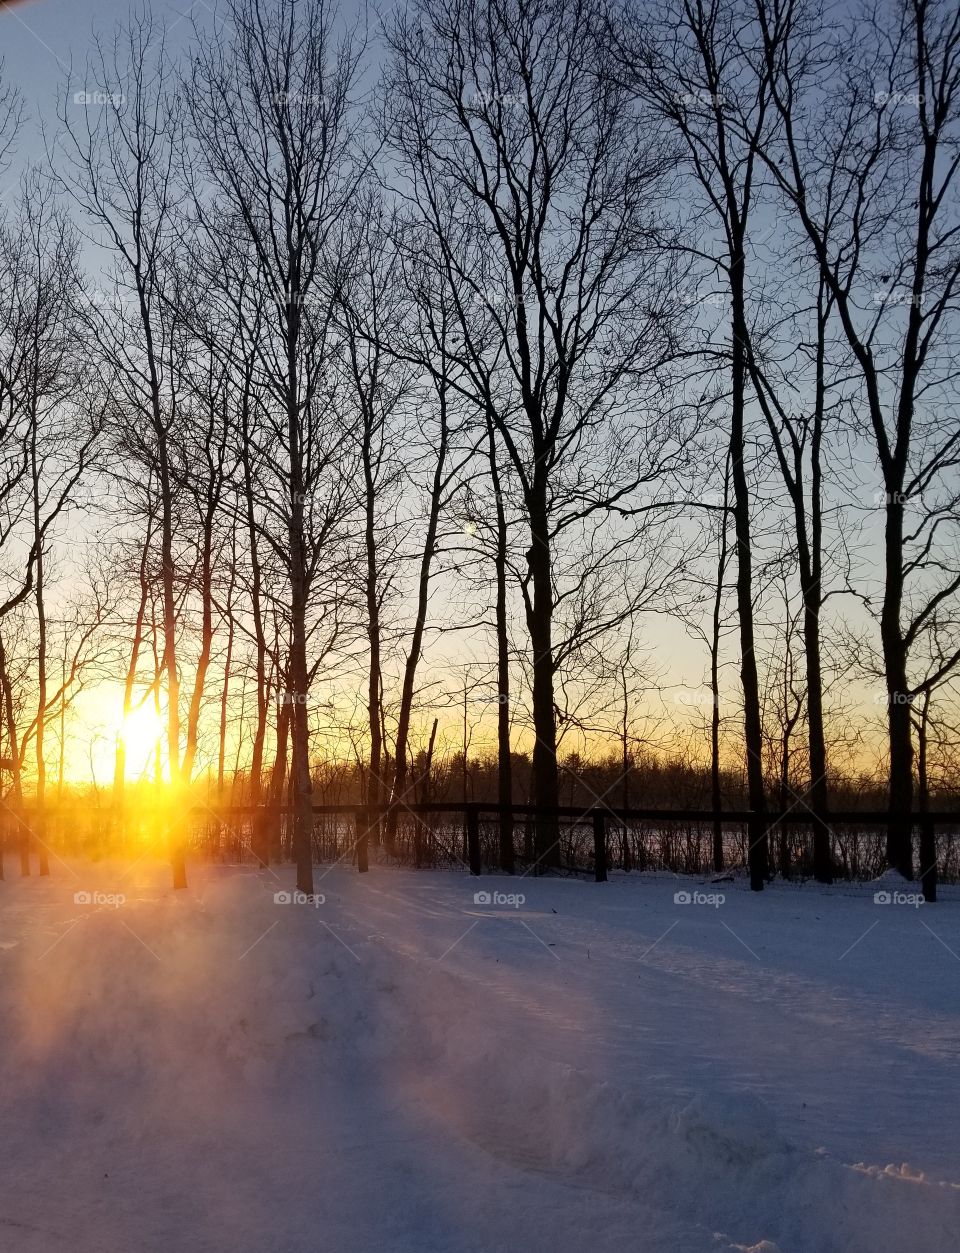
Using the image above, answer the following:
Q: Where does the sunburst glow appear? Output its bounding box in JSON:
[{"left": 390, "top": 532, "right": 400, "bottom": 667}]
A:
[{"left": 119, "top": 703, "right": 165, "bottom": 763}]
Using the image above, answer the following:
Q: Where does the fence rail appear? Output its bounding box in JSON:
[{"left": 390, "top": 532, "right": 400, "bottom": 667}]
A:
[
  {"left": 7, "top": 800, "right": 957, "bottom": 898},
  {"left": 181, "top": 802, "right": 960, "bottom": 897},
  {"left": 193, "top": 801, "right": 960, "bottom": 823}
]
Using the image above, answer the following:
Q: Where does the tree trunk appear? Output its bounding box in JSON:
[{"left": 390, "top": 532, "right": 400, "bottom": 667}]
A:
[
  {"left": 288, "top": 555, "right": 314, "bottom": 893},
  {"left": 217, "top": 558, "right": 237, "bottom": 797},
  {"left": 151, "top": 389, "right": 183, "bottom": 888},
  {"left": 916, "top": 694, "right": 936, "bottom": 903},
  {"left": 525, "top": 481, "right": 560, "bottom": 871},
  {"left": 240, "top": 380, "right": 268, "bottom": 814},
  {"left": 621, "top": 696, "right": 633, "bottom": 873},
  {"left": 388, "top": 375, "right": 449, "bottom": 851},
  {"left": 0, "top": 637, "right": 26, "bottom": 876},
  {"left": 729, "top": 256, "right": 767, "bottom": 890},
  {"left": 804, "top": 291, "right": 832, "bottom": 882},
  {"left": 33, "top": 505, "right": 49, "bottom": 877},
  {"left": 181, "top": 503, "right": 217, "bottom": 782},
  {"left": 267, "top": 698, "right": 291, "bottom": 866},
  {"left": 710, "top": 461, "right": 730, "bottom": 874},
  {"left": 362, "top": 416, "right": 383, "bottom": 848},
  {"left": 114, "top": 540, "right": 151, "bottom": 817},
  {"left": 285, "top": 278, "right": 314, "bottom": 894},
  {"left": 487, "top": 418, "right": 513, "bottom": 873},
  {"left": 881, "top": 493, "right": 913, "bottom": 879}
]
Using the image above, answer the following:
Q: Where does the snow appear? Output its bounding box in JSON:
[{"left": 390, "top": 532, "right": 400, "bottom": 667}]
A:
[{"left": 0, "top": 860, "right": 958, "bottom": 1252}]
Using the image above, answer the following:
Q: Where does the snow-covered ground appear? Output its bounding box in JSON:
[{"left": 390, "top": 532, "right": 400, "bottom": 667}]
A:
[{"left": 0, "top": 858, "right": 957, "bottom": 1252}]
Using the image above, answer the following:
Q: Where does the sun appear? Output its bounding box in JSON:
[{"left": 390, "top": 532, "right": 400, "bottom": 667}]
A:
[
  {"left": 62, "top": 684, "right": 167, "bottom": 785},
  {"left": 120, "top": 703, "right": 165, "bottom": 761}
]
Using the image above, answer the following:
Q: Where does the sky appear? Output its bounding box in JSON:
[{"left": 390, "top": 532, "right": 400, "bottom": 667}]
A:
[
  {"left": 0, "top": 1, "right": 202, "bottom": 215},
  {"left": 0, "top": 0, "right": 904, "bottom": 784},
  {"left": 1, "top": 0, "right": 190, "bottom": 116}
]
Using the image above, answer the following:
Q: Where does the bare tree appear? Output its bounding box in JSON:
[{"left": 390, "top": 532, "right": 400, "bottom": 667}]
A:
[
  {"left": 0, "top": 171, "right": 100, "bottom": 874},
  {"left": 57, "top": 14, "right": 190, "bottom": 886},
  {"left": 384, "top": 0, "right": 691, "bottom": 869},
  {"left": 0, "top": 58, "right": 22, "bottom": 176},
  {"left": 753, "top": 0, "right": 960, "bottom": 877},
  {"left": 612, "top": 0, "right": 793, "bottom": 889},
  {"left": 189, "top": 0, "right": 367, "bottom": 892},
  {"left": 379, "top": 252, "right": 476, "bottom": 855},
  {"left": 337, "top": 196, "right": 411, "bottom": 854},
  {"left": 907, "top": 614, "right": 960, "bottom": 901},
  {"left": 17, "top": 178, "right": 98, "bottom": 875}
]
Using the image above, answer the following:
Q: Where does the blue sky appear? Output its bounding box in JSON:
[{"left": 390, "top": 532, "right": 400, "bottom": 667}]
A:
[
  {"left": 0, "top": 0, "right": 901, "bottom": 764},
  {"left": 1, "top": 0, "right": 200, "bottom": 168}
]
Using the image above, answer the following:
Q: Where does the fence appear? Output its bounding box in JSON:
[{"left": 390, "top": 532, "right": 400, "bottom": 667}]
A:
[{"left": 185, "top": 802, "right": 960, "bottom": 893}]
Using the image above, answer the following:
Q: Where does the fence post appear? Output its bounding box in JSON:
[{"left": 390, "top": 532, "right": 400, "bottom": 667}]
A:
[
  {"left": 355, "top": 809, "right": 369, "bottom": 874},
  {"left": 712, "top": 811, "right": 723, "bottom": 875},
  {"left": 593, "top": 811, "right": 607, "bottom": 882},
  {"left": 413, "top": 817, "right": 425, "bottom": 868},
  {"left": 467, "top": 805, "right": 481, "bottom": 876},
  {"left": 499, "top": 804, "right": 515, "bottom": 874},
  {"left": 919, "top": 816, "right": 937, "bottom": 903},
  {"left": 747, "top": 814, "right": 766, "bottom": 892}
]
